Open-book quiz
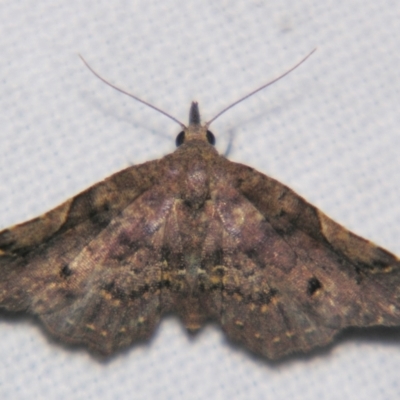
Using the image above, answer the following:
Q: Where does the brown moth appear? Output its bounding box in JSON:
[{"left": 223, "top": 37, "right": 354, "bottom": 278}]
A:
[{"left": 1, "top": 50, "right": 399, "bottom": 360}]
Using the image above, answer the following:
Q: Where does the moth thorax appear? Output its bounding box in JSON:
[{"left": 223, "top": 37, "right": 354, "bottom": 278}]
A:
[{"left": 181, "top": 159, "right": 210, "bottom": 208}]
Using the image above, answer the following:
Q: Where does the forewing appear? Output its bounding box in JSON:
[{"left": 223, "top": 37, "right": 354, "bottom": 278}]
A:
[
  {"left": 210, "top": 160, "right": 400, "bottom": 359},
  {"left": 0, "top": 159, "right": 170, "bottom": 355}
]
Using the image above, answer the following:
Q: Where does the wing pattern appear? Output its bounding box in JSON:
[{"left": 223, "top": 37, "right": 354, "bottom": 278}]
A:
[{"left": 1, "top": 138, "right": 399, "bottom": 359}]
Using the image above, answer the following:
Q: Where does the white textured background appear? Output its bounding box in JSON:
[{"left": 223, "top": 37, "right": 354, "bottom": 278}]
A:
[{"left": 1, "top": 1, "right": 400, "bottom": 399}]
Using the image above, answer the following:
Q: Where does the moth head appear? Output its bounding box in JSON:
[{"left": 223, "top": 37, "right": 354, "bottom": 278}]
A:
[{"left": 175, "top": 102, "right": 216, "bottom": 147}]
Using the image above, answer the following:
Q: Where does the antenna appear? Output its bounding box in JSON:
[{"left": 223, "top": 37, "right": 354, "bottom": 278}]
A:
[
  {"left": 80, "top": 49, "right": 316, "bottom": 129},
  {"left": 79, "top": 55, "right": 186, "bottom": 128},
  {"left": 205, "top": 48, "right": 316, "bottom": 127}
]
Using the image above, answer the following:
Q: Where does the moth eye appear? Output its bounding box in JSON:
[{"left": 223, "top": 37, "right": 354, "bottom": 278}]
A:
[
  {"left": 206, "top": 130, "right": 216, "bottom": 145},
  {"left": 175, "top": 131, "right": 185, "bottom": 147}
]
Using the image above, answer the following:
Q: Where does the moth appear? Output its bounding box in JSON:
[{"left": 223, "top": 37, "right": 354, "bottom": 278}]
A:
[{"left": 1, "top": 50, "right": 399, "bottom": 359}]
